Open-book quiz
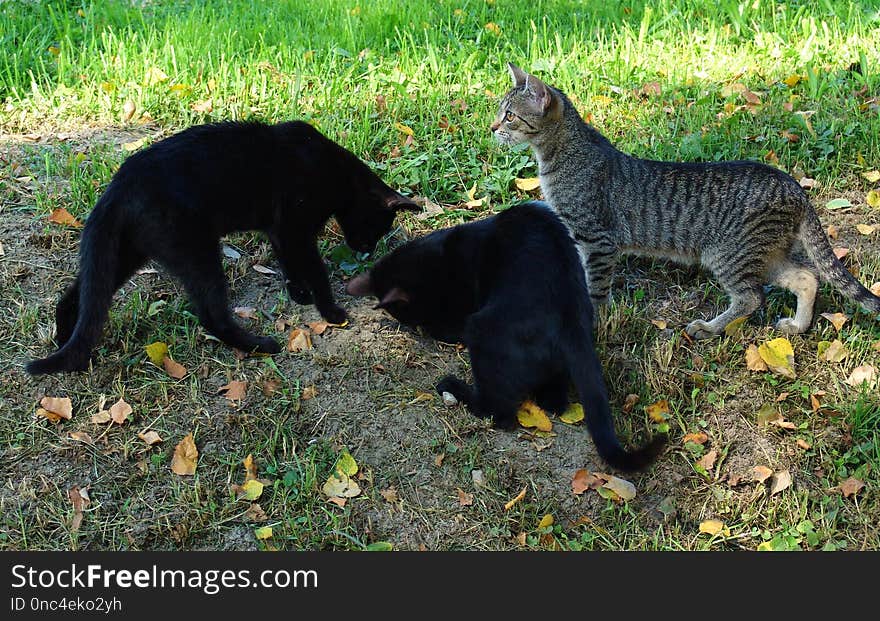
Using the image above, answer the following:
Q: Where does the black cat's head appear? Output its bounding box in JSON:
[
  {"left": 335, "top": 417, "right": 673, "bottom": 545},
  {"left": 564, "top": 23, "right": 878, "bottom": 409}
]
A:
[
  {"left": 335, "top": 173, "right": 419, "bottom": 254},
  {"left": 346, "top": 228, "right": 470, "bottom": 343}
]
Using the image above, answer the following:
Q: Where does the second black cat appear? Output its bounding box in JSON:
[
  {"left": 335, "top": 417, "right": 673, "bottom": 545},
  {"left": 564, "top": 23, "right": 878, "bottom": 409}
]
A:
[
  {"left": 346, "top": 201, "right": 665, "bottom": 471},
  {"left": 27, "top": 120, "right": 417, "bottom": 375}
]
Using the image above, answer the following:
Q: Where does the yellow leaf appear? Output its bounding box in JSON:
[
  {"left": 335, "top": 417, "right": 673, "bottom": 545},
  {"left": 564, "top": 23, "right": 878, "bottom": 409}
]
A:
[
  {"left": 334, "top": 449, "right": 358, "bottom": 477},
  {"left": 592, "top": 95, "right": 614, "bottom": 105},
  {"left": 650, "top": 319, "right": 668, "bottom": 330},
  {"left": 757, "top": 541, "right": 774, "bottom": 551},
  {"left": 514, "top": 177, "right": 541, "bottom": 192},
  {"left": 757, "top": 337, "right": 796, "bottom": 379},
  {"left": 484, "top": 22, "right": 501, "bottom": 35},
  {"left": 239, "top": 479, "right": 264, "bottom": 501},
  {"left": 243, "top": 454, "right": 257, "bottom": 482},
  {"left": 745, "top": 344, "right": 768, "bottom": 371},
  {"left": 856, "top": 223, "right": 876, "bottom": 235},
  {"left": 867, "top": 190, "right": 880, "bottom": 209},
  {"left": 820, "top": 312, "right": 849, "bottom": 332},
  {"left": 504, "top": 486, "right": 527, "bottom": 511},
  {"left": 464, "top": 182, "right": 486, "bottom": 209},
  {"left": 254, "top": 526, "right": 273, "bottom": 540},
  {"left": 171, "top": 433, "right": 198, "bottom": 476},
  {"left": 862, "top": 170, "right": 880, "bottom": 183},
  {"left": 699, "top": 519, "right": 726, "bottom": 535},
  {"left": 819, "top": 339, "right": 848, "bottom": 363},
  {"left": 644, "top": 399, "right": 670, "bottom": 422},
  {"left": 144, "top": 66, "right": 169, "bottom": 86},
  {"left": 393, "top": 122, "right": 414, "bottom": 136},
  {"left": 322, "top": 473, "right": 361, "bottom": 498},
  {"left": 783, "top": 74, "right": 801, "bottom": 87},
  {"left": 723, "top": 315, "right": 748, "bottom": 337},
  {"left": 144, "top": 341, "right": 168, "bottom": 366},
  {"left": 100, "top": 81, "right": 115, "bottom": 93},
  {"left": 516, "top": 401, "right": 553, "bottom": 431},
  {"left": 559, "top": 403, "right": 584, "bottom": 424}
]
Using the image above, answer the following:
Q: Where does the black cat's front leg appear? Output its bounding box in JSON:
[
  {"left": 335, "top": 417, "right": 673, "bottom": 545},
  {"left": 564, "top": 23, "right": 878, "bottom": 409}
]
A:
[
  {"left": 436, "top": 374, "right": 518, "bottom": 429},
  {"left": 272, "top": 236, "right": 347, "bottom": 323}
]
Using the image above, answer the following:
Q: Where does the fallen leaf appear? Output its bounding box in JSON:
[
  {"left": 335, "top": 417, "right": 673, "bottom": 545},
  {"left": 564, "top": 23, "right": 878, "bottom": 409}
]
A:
[
  {"left": 871, "top": 282, "right": 880, "bottom": 297},
  {"left": 37, "top": 396, "right": 73, "bottom": 423},
  {"left": 261, "top": 378, "right": 281, "bottom": 397},
  {"left": 464, "top": 182, "right": 486, "bottom": 209},
  {"left": 69, "top": 486, "right": 88, "bottom": 533},
  {"left": 745, "top": 344, "right": 768, "bottom": 371},
  {"left": 218, "top": 380, "right": 247, "bottom": 402},
  {"left": 827, "top": 224, "right": 839, "bottom": 239},
  {"left": 752, "top": 465, "right": 773, "bottom": 483},
  {"left": 244, "top": 503, "right": 268, "bottom": 522},
  {"left": 68, "top": 431, "right": 93, "bottom": 444},
  {"left": 434, "top": 453, "right": 445, "bottom": 467},
  {"left": 237, "top": 479, "right": 264, "bottom": 501},
  {"left": 191, "top": 98, "right": 213, "bottom": 113},
  {"left": 457, "top": 488, "right": 474, "bottom": 506},
  {"left": 757, "top": 337, "right": 796, "bottom": 379},
  {"left": 769, "top": 470, "right": 792, "bottom": 495},
  {"left": 650, "top": 319, "right": 668, "bottom": 330},
  {"left": 572, "top": 469, "right": 602, "bottom": 495},
  {"left": 91, "top": 410, "right": 111, "bottom": 424},
  {"left": 868, "top": 190, "right": 880, "bottom": 209},
  {"left": 394, "top": 122, "right": 414, "bottom": 136},
  {"left": 322, "top": 473, "right": 361, "bottom": 498},
  {"left": 516, "top": 401, "right": 553, "bottom": 432},
  {"left": 515, "top": 532, "right": 527, "bottom": 546},
  {"left": 233, "top": 306, "right": 258, "bottom": 320},
  {"left": 699, "top": 519, "right": 725, "bottom": 536},
  {"left": 825, "top": 197, "right": 852, "bottom": 210},
  {"left": 644, "top": 400, "right": 671, "bottom": 422},
  {"left": 144, "top": 66, "right": 169, "bottom": 85},
  {"left": 243, "top": 454, "right": 258, "bottom": 482},
  {"left": 308, "top": 320, "right": 329, "bottom": 335},
  {"left": 162, "top": 356, "right": 187, "bottom": 379},
  {"left": 504, "top": 486, "right": 527, "bottom": 511},
  {"left": 622, "top": 394, "right": 639, "bottom": 413},
  {"left": 697, "top": 449, "right": 717, "bottom": 471},
  {"left": 171, "top": 433, "right": 198, "bottom": 476},
  {"left": 820, "top": 312, "right": 849, "bottom": 332},
  {"left": 109, "top": 398, "right": 132, "bottom": 425},
  {"left": 862, "top": 170, "right": 880, "bottom": 183},
  {"left": 287, "top": 328, "right": 312, "bottom": 352},
  {"left": 599, "top": 474, "right": 637, "bottom": 501},
  {"left": 252, "top": 264, "right": 276, "bottom": 275},
  {"left": 559, "top": 403, "right": 584, "bottom": 424},
  {"left": 254, "top": 526, "right": 272, "bottom": 540},
  {"left": 724, "top": 315, "right": 748, "bottom": 337},
  {"left": 834, "top": 247, "right": 849, "bottom": 260},
  {"left": 327, "top": 497, "right": 346, "bottom": 508},
  {"left": 682, "top": 432, "right": 708, "bottom": 445},
  {"left": 48, "top": 208, "right": 82, "bottom": 227},
  {"left": 379, "top": 487, "right": 399, "bottom": 503},
  {"left": 845, "top": 365, "right": 877, "bottom": 388},
  {"left": 775, "top": 392, "right": 790, "bottom": 402},
  {"left": 838, "top": 477, "right": 865, "bottom": 498},
  {"left": 144, "top": 341, "right": 168, "bottom": 366},
  {"left": 301, "top": 385, "right": 317, "bottom": 400},
  {"left": 122, "top": 100, "right": 136, "bottom": 122},
  {"left": 799, "top": 177, "right": 816, "bottom": 189},
  {"left": 138, "top": 430, "right": 162, "bottom": 445},
  {"left": 537, "top": 514, "right": 554, "bottom": 530},
  {"left": 856, "top": 223, "right": 876, "bottom": 235},
  {"left": 514, "top": 177, "right": 541, "bottom": 192},
  {"left": 334, "top": 449, "right": 358, "bottom": 477},
  {"left": 796, "top": 439, "right": 811, "bottom": 450},
  {"left": 819, "top": 339, "right": 849, "bottom": 363}
]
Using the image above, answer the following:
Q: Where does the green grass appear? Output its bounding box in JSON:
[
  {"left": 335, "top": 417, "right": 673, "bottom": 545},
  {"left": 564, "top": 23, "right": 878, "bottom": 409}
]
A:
[{"left": 1, "top": 0, "right": 879, "bottom": 551}]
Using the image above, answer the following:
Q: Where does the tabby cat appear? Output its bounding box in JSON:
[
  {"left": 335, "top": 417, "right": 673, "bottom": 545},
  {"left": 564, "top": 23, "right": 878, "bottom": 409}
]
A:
[
  {"left": 346, "top": 201, "right": 664, "bottom": 471},
  {"left": 493, "top": 63, "right": 880, "bottom": 338},
  {"left": 27, "top": 120, "right": 416, "bottom": 375}
]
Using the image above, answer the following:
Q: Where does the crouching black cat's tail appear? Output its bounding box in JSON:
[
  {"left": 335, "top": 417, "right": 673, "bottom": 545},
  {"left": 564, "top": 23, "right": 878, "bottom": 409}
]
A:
[
  {"left": 565, "top": 340, "right": 666, "bottom": 472},
  {"left": 26, "top": 189, "right": 136, "bottom": 375}
]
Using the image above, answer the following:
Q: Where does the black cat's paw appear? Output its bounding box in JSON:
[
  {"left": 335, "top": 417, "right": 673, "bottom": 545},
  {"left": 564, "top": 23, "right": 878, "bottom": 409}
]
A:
[
  {"left": 492, "top": 414, "right": 517, "bottom": 430},
  {"left": 255, "top": 337, "right": 282, "bottom": 354},
  {"left": 288, "top": 285, "right": 314, "bottom": 305},
  {"left": 533, "top": 394, "right": 569, "bottom": 417},
  {"left": 319, "top": 304, "right": 348, "bottom": 325}
]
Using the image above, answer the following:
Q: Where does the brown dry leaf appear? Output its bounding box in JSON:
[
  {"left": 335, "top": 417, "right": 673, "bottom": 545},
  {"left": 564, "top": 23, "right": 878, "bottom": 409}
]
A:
[
  {"left": 796, "top": 439, "right": 811, "bottom": 450},
  {"left": 38, "top": 396, "right": 73, "bottom": 423},
  {"left": 69, "top": 486, "right": 88, "bottom": 533},
  {"left": 845, "top": 365, "right": 877, "bottom": 388},
  {"left": 752, "top": 465, "right": 773, "bottom": 483},
  {"left": 871, "top": 282, "right": 880, "bottom": 297},
  {"left": 243, "top": 454, "right": 258, "bottom": 482},
  {"left": 69, "top": 431, "right": 94, "bottom": 444},
  {"left": 380, "top": 487, "right": 399, "bottom": 503},
  {"left": 162, "top": 356, "right": 187, "bottom": 379},
  {"left": 682, "top": 432, "right": 708, "bottom": 445},
  {"left": 48, "top": 207, "right": 82, "bottom": 227},
  {"left": 775, "top": 392, "right": 790, "bottom": 402},
  {"left": 820, "top": 339, "right": 849, "bottom": 363},
  {"left": 504, "top": 486, "right": 527, "bottom": 511},
  {"left": 327, "top": 497, "right": 347, "bottom": 508},
  {"left": 91, "top": 410, "right": 111, "bottom": 424},
  {"left": 218, "top": 380, "right": 247, "bottom": 402},
  {"left": 434, "top": 453, "right": 445, "bottom": 468},
  {"left": 308, "top": 320, "right": 329, "bottom": 335},
  {"left": 109, "top": 398, "right": 132, "bottom": 425},
  {"left": 770, "top": 470, "right": 792, "bottom": 495},
  {"left": 644, "top": 400, "right": 671, "bottom": 422},
  {"left": 261, "top": 378, "right": 281, "bottom": 397},
  {"left": 838, "top": 477, "right": 865, "bottom": 498},
  {"left": 697, "top": 449, "right": 718, "bottom": 471},
  {"left": 243, "top": 503, "right": 268, "bottom": 522},
  {"left": 571, "top": 469, "right": 601, "bottom": 495},
  {"left": 192, "top": 99, "right": 213, "bottom": 113},
  {"left": 622, "top": 393, "right": 639, "bottom": 413},
  {"left": 138, "top": 430, "right": 162, "bottom": 446},
  {"left": 745, "top": 344, "right": 767, "bottom": 371},
  {"left": 820, "top": 312, "right": 849, "bottom": 332},
  {"left": 640, "top": 81, "right": 662, "bottom": 97},
  {"left": 301, "top": 385, "right": 317, "bottom": 400},
  {"left": 833, "top": 247, "right": 850, "bottom": 260},
  {"left": 287, "top": 328, "right": 312, "bottom": 352},
  {"left": 827, "top": 224, "right": 838, "bottom": 239},
  {"left": 598, "top": 474, "right": 637, "bottom": 501},
  {"left": 171, "top": 433, "right": 198, "bottom": 475},
  {"left": 233, "top": 306, "right": 258, "bottom": 320},
  {"left": 650, "top": 319, "right": 668, "bottom": 330},
  {"left": 457, "top": 488, "right": 474, "bottom": 507}
]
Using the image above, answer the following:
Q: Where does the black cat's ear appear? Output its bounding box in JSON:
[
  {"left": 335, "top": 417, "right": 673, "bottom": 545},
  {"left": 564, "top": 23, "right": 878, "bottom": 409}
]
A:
[
  {"left": 508, "top": 62, "right": 528, "bottom": 87},
  {"left": 385, "top": 192, "right": 420, "bottom": 212},
  {"left": 346, "top": 273, "right": 372, "bottom": 297},
  {"left": 375, "top": 286, "right": 410, "bottom": 309}
]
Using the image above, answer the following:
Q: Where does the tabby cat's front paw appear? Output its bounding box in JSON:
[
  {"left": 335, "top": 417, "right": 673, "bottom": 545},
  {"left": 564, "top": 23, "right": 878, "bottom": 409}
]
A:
[
  {"left": 685, "top": 319, "right": 719, "bottom": 340},
  {"left": 775, "top": 317, "right": 808, "bottom": 335}
]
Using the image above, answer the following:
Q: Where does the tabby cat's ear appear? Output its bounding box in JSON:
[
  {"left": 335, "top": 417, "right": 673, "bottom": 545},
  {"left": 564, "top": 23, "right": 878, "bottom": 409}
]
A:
[
  {"left": 375, "top": 286, "right": 410, "bottom": 309},
  {"left": 523, "top": 73, "right": 553, "bottom": 114},
  {"left": 508, "top": 62, "right": 528, "bottom": 87}
]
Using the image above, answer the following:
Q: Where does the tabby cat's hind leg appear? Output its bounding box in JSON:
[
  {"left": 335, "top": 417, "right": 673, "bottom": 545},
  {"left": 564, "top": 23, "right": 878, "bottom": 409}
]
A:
[
  {"left": 769, "top": 260, "right": 818, "bottom": 334},
  {"left": 686, "top": 281, "right": 764, "bottom": 339}
]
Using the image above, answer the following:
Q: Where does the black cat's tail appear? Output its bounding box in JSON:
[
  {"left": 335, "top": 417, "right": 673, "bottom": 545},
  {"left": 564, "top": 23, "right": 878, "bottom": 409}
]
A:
[
  {"left": 564, "top": 338, "right": 666, "bottom": 472},
  {"left": 26, "top": 191, "right": 125, "bottom": 375}
]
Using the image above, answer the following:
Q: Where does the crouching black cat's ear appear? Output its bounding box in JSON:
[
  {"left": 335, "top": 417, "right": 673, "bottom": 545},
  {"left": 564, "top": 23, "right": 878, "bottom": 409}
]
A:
[
  {"left": 346, "top": 274, "right": 410, "bottom": 309},
  {"left": 382, "top": 190, "right": 420, "bottom": 212}
]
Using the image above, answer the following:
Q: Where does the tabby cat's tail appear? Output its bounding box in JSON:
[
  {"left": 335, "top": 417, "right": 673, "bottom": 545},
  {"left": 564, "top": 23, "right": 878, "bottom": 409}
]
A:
[
  {"left": 26, "top": 191, "right": 124, "bottom": 375},
  {"left": 799, "top": 201, "right": 880, "bottom": 314},
  {"left": 565, "top": 339, "right": 666, "bottom": 472}
]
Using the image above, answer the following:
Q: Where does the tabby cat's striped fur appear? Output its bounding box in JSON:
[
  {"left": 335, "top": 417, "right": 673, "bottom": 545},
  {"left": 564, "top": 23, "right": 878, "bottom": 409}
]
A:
[{"left": 493, "top": 63, "right": 880, "bottom": 338}]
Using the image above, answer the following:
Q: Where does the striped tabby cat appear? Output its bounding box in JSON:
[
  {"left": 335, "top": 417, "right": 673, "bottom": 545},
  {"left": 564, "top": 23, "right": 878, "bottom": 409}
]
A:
[{"left": 492, "top": 63, "right": 880, "bottom": 338}]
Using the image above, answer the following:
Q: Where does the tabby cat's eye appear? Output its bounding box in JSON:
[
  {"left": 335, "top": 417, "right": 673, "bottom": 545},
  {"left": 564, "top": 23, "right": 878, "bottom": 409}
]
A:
[{"left": 504, "top": 111, "right": 515, "bottom": 122}]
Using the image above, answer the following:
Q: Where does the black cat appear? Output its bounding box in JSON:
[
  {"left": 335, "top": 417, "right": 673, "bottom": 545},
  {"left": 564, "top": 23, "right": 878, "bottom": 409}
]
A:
[
  {"left": 26, "top": 120, "right": 417, "bottom": 375},
  {"left": 346, "top": 201, "right": 665, "bottom": 471}
]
